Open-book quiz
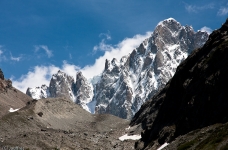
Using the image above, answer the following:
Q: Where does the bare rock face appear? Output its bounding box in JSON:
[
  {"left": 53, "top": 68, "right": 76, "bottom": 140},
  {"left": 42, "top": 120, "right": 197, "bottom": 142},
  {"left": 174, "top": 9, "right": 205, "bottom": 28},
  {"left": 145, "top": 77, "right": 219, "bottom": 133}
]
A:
[
  {"left": 49, "top": 70, "right": 75, "bottom": 101},
  {"left": 26, "top": 70, "right": 75, "bottom": 102},
  {"left": 94, "top": 18, "right": 209, "bottom": 119},
  {"left": 74, "top": 71, "right": 94, "bottom": 112},
  {"left": 131, "top": 19, "right": 228, "bottom": 149}
]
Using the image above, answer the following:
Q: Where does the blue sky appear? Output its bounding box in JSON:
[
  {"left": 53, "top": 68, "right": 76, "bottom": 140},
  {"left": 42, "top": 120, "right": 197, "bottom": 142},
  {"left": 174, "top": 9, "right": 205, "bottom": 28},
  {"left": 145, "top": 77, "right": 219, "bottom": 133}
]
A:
[{"left": 0, "top": 0, "right": 227, "bottom": 92}]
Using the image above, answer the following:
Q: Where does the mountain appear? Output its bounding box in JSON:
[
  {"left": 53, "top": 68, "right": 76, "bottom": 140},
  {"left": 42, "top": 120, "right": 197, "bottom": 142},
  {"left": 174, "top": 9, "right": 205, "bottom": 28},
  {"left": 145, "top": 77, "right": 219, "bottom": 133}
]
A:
[
  {"left": 130, "top": 19, "right": 228, "bottom": 149},
  {"left": 26, "top": 70, "right": 94, "bottom": 112},
  {"left": 94, "top": 18, "right": 208, "bottom": 119},
  {"left": 26, "top": 18, "right": 209, "bottom": 119},
  {"left": 26, "top": 84, "right": 50, "bottom": 99},
  {"left": 0, "top": 69, "right": 32, "bottom": 117}
]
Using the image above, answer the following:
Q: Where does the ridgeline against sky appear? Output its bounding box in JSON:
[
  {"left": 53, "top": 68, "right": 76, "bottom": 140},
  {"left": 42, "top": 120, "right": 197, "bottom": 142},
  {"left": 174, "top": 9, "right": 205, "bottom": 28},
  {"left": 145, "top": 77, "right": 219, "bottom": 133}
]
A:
[{"left": 0, "top": 0, "right": 227, "bottom": 92}]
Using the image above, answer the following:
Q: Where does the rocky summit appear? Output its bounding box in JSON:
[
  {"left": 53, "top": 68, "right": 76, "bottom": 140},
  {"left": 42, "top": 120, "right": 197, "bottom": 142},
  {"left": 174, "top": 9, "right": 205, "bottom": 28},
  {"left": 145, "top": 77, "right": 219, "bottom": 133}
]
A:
[
  {"left": 94, "top": 18, "right": 208, "bottom": 119},
  {"left": 130, "top": 18, "right": 228, "bottom": 149},
  {"left": 26, "top": 18, "right": 209, "bottom": 119},
  {"left": 26, "top": 70, "right": 94, "bottom": 112}
]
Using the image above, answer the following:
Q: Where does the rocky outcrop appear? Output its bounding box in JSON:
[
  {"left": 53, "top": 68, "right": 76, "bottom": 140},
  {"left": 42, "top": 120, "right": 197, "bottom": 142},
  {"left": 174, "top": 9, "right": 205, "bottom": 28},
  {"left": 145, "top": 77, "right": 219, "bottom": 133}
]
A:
[
  {"left": 130, "top": 19, "right": 228, "bottom": 149},
  {"left": 0, "top": 69, "right": 12, "bottom": 92},
  {"left": 74, "top": 72, "right": 94, "bottom": 112},
  {"left": 0, "top": 69, "right": 4, "bottom": 80},
  {"left": 49, "top": 70, "right": 75, "bottom": 101}
]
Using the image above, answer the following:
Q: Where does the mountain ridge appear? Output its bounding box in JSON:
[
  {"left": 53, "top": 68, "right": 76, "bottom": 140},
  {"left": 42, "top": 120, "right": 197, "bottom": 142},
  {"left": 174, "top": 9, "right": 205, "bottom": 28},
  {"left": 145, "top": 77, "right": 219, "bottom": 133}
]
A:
[{"left": 26, "top": 18, "right": 209, "bottom": 119}]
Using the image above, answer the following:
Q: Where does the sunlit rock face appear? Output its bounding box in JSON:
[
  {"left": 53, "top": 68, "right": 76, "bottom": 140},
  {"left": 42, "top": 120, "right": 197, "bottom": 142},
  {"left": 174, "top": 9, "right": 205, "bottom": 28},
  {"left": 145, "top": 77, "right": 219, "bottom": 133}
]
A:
[{"left": 94, "top": 18, "right": 208, "bottom": 119}]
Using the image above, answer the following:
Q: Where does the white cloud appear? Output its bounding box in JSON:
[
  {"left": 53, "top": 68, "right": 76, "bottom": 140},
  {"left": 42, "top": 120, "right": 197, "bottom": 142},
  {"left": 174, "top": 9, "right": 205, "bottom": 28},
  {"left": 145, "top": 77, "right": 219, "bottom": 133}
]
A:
[
  {"left": 61, "top": 61, "right": 80, "bottom": 78},
  {"left": 93, "top": 32, "right": 112, "bottom": 52},
  {"left": 34, "top": 45, "right": 53, "bottom": 58},
  {"left": 218, "top": 7, "right": 228, "bottom": 16},
  {"left": 12, "top": 32, "right": 152, "bottom": 92},
  {"left": 0, "top": 46, "right": 7, "bottom": 62},
  {"left": 99, "top": 32, "right": 111, "bottom": 40},
  {"left": 10, "top": 52, "right": 22, "bottom": 61},
  {"left": 200, "top": 26, "right": 212, "bottom": 34},
  {"left": 12, "top": 61, "right": 80, "bottom": 93},
  {"left": 0, "top": 45, "right": 3, "bottom": 55},
  {"left": 69, "top": 53, "right": 72, "bottom": 59},
  {"left": 0, "top": 50, "right": 7, "bottom": 62},
  {"left": 185, "top": 3, "right": 214, "bottom": 13},
  {"left": 83, "top": 31, "right": 152, "bottom": 79},
  {"left": 93, "top": 39, "right": 113, "bottom": 52},
  {"left": 10, "top": 56, "right": 21, "bottom": 61}
]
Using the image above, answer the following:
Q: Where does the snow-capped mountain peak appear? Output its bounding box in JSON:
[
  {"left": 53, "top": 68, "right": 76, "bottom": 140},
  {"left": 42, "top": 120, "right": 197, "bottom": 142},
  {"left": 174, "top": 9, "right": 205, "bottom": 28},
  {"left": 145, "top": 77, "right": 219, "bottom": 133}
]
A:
[
  {"left": 26, "top": 18, "right": 209, "bottom": 119},
  {"left": 94, "top": 18, "right": 209, "bottom": 119},
  {"left": 26, "top": 84, "right": 50, "bottom": 99}
]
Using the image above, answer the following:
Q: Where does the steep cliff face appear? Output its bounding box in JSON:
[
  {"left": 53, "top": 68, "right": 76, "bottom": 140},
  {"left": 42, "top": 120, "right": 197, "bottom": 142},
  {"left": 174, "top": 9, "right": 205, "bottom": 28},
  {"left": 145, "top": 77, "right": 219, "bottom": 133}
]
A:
[
  {"left": 94, "top": 18, "right": 208, "bottom": 119},
  {"left": 130, "top": 19, "right": 228, "bottom": 149},
  {"left": 74, "top": 72, "right": 94, "bottom": 112},
  {"left": 49, "top": 70, "right": 75, "bottom": 101}
]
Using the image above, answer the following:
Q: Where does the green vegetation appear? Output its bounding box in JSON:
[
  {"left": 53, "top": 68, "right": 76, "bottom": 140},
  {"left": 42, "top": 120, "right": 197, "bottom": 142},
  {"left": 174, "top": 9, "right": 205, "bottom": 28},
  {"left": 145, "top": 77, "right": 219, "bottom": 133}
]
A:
[
  {"left": 176, "top": 123, "right": 228, "bottom": 150},
  {"left": 196, "top": 124, "right": 228, "bottom": 150},
  {"left": 177, "top": 139, "right": 197, "bottom": 150}
]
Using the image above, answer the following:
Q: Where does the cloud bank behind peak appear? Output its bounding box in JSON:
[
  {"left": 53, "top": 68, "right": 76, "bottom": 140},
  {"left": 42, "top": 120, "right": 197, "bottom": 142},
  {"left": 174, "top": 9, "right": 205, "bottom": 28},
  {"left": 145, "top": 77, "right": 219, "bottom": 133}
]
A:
[{"left": 12, "top": 31, "right": 152, "bottom": 93}]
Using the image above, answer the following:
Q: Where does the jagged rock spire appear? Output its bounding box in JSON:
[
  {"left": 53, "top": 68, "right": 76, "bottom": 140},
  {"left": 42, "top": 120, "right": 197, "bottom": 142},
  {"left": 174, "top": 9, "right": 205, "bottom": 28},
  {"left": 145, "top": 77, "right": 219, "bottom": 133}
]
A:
[
  {"left": 0, "top": 69, "right": 4, "bottom": 80},
  {"left": 105, "top": 59, "right": 110, "bottom": 70}
]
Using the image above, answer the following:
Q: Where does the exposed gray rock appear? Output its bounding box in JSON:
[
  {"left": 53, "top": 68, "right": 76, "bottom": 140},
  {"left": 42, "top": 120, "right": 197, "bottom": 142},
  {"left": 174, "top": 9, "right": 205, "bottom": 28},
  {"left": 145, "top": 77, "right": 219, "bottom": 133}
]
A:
[
  {"left": 74, "top": 71, "right": 94, "bottom": 112},
  {"left": 26, "top": 70, "right": 94, "bottom": 112},
  {"left": 94, "top": 18, "right": 209, "bottom": 119}
]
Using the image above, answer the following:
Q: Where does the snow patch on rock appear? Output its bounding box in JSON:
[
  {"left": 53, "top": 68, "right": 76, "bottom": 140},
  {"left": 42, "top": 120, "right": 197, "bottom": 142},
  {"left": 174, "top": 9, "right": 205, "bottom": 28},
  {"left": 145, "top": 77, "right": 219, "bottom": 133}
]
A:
[
  {"left": 118, "top": 134, "right": 141, "bottom": 141},
  {"left": 157, "top": 142, "right": 169, "bottom": 150},
  {"left": 9, "top": 108, "right": 20, "bottom": 112}
]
